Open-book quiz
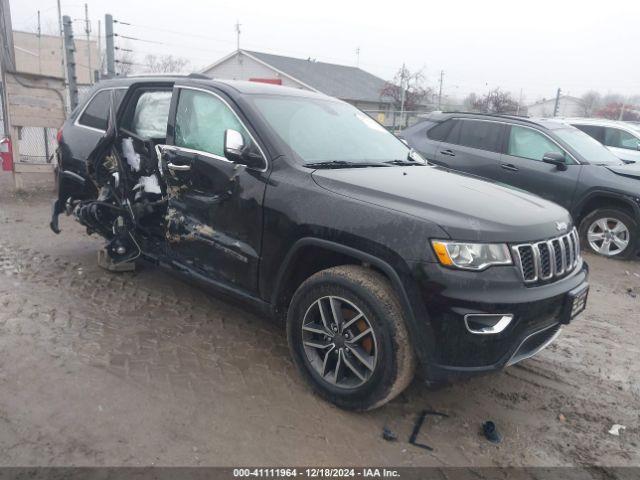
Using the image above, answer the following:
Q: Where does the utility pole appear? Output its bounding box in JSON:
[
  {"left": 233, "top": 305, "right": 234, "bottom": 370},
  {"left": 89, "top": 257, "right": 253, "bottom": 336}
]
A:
[
  {"left": 235, "top": 20, "right": 241, "bottom": 51},
  {"left": 438, "top": 70, "right": 444, "bottom": 109},
  {"left": 105, "top": 14, "right": 115, "bottom": 77},
  {"left": 56, "top": 0, "right": 69, "bottom": 112},
  {"left": 516, "top": 88, "right": 523, "bottom": 115},
  {"left": 63, "top": 15, "right": 78, "bottom": 110},
  {"left": 399, "top": 63, "right": 407, "bottom": 130},
  {"left": 355, "top": 47, "right": 360, "bottom": 68},
  {"left": 97, "top": 19, "right": 101, "bottom": 80},
  {"left": 0, "top": 0, "right": 16, "bottom": 139},
  {"left": 84, "top": 3, "right": 92, "bottom": 84},
  {"left": 37, "top": 10, "right": 41, "bottom": 74},
  {"left": 619, "top": 97, "right": 627, "bottom": 120},
  {"left": 553, "top": 87, "right": 561, "bottom": 117}
]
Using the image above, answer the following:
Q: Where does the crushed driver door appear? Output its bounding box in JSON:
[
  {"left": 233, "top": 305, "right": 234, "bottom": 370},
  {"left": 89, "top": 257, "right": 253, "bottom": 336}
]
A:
[{"left": 157, "top": 85, "right": 269, "bottom": 294}]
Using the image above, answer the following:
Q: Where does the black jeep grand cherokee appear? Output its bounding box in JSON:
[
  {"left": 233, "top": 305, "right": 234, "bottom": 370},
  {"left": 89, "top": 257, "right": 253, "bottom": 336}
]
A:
[{"left": 51, "top": 77, "right": 589, "bottom": 410}]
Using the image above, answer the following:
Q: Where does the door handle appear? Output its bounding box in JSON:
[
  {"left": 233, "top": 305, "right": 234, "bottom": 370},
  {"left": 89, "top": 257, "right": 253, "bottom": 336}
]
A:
[
  {"left": 440, "top": 149, "right": 456, "bottom": 157},
  {"left": 167, "top": 162, "right": 191, "bottom": 172},
  {"left": 501, "top": 163, "right": 518, "bottom": 172}
]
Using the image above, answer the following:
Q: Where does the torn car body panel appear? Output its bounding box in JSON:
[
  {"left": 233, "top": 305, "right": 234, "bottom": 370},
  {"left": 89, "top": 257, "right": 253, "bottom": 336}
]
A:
[{"left": 52, "top": 80, "right": 268, "bottom": 293}]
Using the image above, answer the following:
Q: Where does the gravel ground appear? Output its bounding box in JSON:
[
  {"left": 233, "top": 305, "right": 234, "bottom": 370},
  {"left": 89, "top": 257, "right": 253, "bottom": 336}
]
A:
[{"left": 0, "top": 171, "right": 638, "bottom": 470}]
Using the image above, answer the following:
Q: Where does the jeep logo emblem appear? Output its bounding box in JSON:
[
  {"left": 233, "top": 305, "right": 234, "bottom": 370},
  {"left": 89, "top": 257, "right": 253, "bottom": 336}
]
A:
[{"left": 555, "top": 221, "right": 568, "bottom": 231}]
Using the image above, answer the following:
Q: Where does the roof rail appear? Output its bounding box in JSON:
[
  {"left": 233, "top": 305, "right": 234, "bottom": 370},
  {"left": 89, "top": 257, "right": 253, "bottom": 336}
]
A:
[
  {"left": 124, "top": 73, "right": 201, "bottom": 78},
  {"left": 442, "top": 111, "right": 534, "bottom": 122}
]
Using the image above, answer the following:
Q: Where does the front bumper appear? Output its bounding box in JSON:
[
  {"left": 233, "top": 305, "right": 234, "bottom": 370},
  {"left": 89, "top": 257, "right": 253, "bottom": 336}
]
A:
[{"left": 408, "top": 259, "right": 589, "bottom": 383}]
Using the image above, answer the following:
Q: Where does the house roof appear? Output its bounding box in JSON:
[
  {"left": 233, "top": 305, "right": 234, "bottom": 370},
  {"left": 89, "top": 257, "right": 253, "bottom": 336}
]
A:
[
  {"left": 205, "top": 49, "right": 392, "bottom": 104},
  {"left": 528, "top": 95, "right": 584, "bottom": 107}
]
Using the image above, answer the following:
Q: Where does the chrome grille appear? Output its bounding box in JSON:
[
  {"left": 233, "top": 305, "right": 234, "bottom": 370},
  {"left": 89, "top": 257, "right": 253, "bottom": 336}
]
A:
[{"left": 513, "top": 228, "right": 581, "bottom": 284}]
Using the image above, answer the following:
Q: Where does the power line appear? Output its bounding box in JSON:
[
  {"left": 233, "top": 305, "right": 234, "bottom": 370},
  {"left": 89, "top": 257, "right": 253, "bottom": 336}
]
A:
[
  {"left": 113, "top": 32, "right": 234, "bottom": 54},
  {"left": 114, "top": 33, "right": 164, "bottom": 45},
  {"left": 112, "top": 17, "right": 402, "bottom": 73},
  {"left": 114, "top": 20, "right": 238, "bottom": 46}
]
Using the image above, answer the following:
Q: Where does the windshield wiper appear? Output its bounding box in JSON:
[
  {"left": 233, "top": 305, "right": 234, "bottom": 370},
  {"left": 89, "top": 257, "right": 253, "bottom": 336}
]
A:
[
  {"left": 383, "top": 159, "right": 423, "bottom": 166},
  {"left": 304, "top": 160, "right": 389, "bottom": 169},
  {"left": 383, "top": 149, "right": 427, "bottom": 166}
]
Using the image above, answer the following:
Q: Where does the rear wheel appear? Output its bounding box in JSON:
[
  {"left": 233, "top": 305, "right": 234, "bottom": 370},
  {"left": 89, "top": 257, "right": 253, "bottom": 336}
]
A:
[
  {"left": 286, "top": 265, "right": 415, "bottom": 411},
  {"left": 579, "top": 208, "right": 638, "bottom": 259}
]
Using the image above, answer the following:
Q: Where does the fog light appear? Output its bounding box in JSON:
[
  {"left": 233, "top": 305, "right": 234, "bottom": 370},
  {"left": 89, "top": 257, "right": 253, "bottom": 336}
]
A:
[{"left": 464, "top": 314, "right": 513, "bottom": 335}]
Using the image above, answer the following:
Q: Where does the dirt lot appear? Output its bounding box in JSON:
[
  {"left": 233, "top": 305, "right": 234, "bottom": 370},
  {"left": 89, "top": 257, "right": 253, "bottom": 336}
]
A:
[{"left": 0, "top": 170, "right": 638, "bottom": 469}]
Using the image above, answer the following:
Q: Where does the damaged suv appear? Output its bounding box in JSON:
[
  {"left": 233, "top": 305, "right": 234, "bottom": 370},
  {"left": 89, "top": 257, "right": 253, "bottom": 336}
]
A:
[{"left": 52, "top": 76, "right": 589, "bottom": 410}]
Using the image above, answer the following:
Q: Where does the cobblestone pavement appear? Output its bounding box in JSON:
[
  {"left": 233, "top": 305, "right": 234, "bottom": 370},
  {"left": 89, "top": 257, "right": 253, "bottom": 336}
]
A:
[{"left": 0, "top": 172, "right": 638, "bottom": 469}]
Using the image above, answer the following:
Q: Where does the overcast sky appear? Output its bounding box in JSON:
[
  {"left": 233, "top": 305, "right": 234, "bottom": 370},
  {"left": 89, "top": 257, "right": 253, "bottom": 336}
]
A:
[{"left": 9, "top": 0, "right": 640, "bottom": 103}]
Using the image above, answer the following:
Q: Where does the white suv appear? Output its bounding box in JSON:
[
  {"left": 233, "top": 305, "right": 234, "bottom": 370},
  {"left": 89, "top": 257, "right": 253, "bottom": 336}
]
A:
[{"left": 568, "top": 118, "right": 640, "bottom": 164}]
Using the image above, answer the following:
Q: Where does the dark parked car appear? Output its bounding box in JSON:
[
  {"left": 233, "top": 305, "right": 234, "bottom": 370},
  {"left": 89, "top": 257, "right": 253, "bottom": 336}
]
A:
[
  {"left": 402, "top": 112, "right": 640, "bottom": 259},
  {"left": 51, "top": 78, "right": 588, "bottom": 410}
]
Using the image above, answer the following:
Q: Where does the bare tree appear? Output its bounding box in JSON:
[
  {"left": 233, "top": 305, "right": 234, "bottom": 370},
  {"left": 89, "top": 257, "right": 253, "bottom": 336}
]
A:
[
  {"left": 143, "top": 54, "right": 190, "bottom": 74},
  {"left": 463, "top": 93, "right": 478, "bottom": 111},
  {"left": 473, "top": 88, "right": 519, "bottom": 114},
  {"left": 595, "top": 102, "right": 640, "bottom": 121},
  {"left": 116, "top": 49, "right": 136, "bottom": 76},
  {"left": 380, "top": 66, "right": 433, "bottom": 111},
  {"left": 580, "top": 91, "right": 601, "bottom": 116},
  {"left": 602, "top": 93, "right": 625, "bottom": 105}
]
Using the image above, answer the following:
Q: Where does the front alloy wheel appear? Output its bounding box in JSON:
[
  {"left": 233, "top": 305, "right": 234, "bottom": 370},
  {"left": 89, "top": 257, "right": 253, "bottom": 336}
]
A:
[
  {"left": 287, "top": 265, "right": 415, "bottom": 410},
  {"left": 587, "top": 217, "right": 629, "bottom": 256},
  {"left": 579, "top": 208, "right": 638, "bottom": 259},
  {"left": 302, "top": 296, "right": 378, "bottom": 389}
]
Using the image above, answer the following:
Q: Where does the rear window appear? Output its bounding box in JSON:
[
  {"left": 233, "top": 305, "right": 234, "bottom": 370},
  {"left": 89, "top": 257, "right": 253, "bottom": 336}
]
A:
[
  {"left": 78, "top": 89, "right": 126, "bottom": 131},
  {"left": 457, "top": 119, "right": 503, "bottom": 152},
  {"left": 78, "top": 90, "right": 111, "bottom": 130},
  {"left": 427, "top": 119, "right": 454, "bottom": 141},
  {"left": 573, "top": 124, "right": 605, "bottom": 143}
]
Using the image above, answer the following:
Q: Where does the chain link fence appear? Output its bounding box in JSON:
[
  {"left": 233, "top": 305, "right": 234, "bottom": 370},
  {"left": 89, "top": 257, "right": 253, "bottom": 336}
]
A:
[
  {"left": 0, "top": 83, "right": 95, "bottom": 166},
  {"left": 17, "top": 126, "right": 58, "bottom": 164}
]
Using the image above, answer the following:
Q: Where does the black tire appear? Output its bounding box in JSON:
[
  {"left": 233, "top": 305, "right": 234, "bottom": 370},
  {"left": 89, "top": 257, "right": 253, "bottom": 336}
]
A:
[
  {"left": 286, "top": 265, "right": 415, "bottom": 411},
  {"left": 579, "top": 208, "right": 638, "bottom": 259}
]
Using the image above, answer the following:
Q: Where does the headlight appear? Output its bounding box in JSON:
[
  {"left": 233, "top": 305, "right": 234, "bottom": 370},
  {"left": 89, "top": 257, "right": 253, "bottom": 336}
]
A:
[{"left": 431, "top": 240, "right": 512, "bottom": 270}]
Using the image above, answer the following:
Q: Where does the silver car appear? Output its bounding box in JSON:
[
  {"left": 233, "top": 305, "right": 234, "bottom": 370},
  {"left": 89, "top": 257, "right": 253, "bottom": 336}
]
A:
[{"left": 568, "top": 118, "right": 640, "bottom": 164}]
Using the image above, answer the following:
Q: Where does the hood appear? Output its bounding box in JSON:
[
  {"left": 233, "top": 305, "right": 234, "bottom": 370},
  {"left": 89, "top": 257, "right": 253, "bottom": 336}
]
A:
[
  {"left": 312, "top": 165, "right": 572, "bottom": 243},
  {"left": 606, "top": 164, "right": 640, "bottom": 180}
]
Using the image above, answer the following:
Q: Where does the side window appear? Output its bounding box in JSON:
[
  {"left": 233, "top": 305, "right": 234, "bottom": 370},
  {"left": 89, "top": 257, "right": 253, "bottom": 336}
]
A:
[
  {"left": 458, "top": 120, "right": 503, "bottom": 152},
  {"left": 443, "top": 119, "right": 462, "bottom": 144},
  {"left": 604, "top": 128, "right": 639, "bottom": 150},
  {"left": 131, "top": 90, "right": 172, "bottom": 138},
  {"left": 574, "top": 124, "right": 605, "bottom": 143},
  {"left": 507, "top": 125, "right": 565, "bottom": 161},
  {"left": 174, "top": 89, "right": 249, "bottom": 157},
  {"left": 114, "top": 89, "right": 127, "bottom": 109},
  {"left": 78, "top": 90, "right": 111, "bottom": 130},
  {"left": 427, "top": 119, "right": 453, "bottom": 141}
]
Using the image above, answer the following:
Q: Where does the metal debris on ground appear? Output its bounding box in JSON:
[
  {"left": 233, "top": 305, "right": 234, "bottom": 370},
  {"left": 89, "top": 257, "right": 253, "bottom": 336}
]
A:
[
  {"left": 382, "top": 427, "right": 397, "bottom": 442},
  {"left": 608, "top": 424, "right": 626, "bottom": 436},
  {"left": 482, "top": 421, "right": 502, "bottom": 444},
  {"left": 408, "top": 410, "right": 449, "bottom": 451}
]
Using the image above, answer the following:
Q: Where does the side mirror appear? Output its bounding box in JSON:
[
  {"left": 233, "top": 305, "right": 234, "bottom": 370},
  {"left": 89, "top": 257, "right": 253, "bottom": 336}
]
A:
[
  {"left": 542, "top": 152, "right": 568, "bottom": 171},
  {"left": 223, "top": 129, "right": 265, "bottom": 169}
]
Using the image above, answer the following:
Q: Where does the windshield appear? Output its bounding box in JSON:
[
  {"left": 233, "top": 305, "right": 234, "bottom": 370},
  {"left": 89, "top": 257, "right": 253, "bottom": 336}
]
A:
[
  {"left": 554, "top": 127, "right": 623, "bottom": 165},
  {"left": 251, "top": 96, "right": 411, "bottom": 164}
]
